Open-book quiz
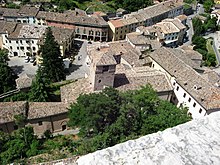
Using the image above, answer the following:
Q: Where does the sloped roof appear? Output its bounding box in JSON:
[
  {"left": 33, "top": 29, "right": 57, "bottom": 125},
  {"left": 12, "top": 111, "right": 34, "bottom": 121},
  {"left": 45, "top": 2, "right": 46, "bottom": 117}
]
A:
[
  {"left": 149, "top": 47, "right": 220, "bottom": 110},
  {"left": 0, "top": 101, "right": 27, "bottom": 124},
  {"left": 28, "top": 102, "right": 69, "bottom": 119}
]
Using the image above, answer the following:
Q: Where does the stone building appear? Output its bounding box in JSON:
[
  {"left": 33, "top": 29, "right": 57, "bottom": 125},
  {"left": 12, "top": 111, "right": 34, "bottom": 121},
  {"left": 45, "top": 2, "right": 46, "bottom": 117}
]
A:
[
  {"left": 27, "top": 102, "right": 69, "bottom": 137},
  {"left": 148, "top": 47, "right": 220, "bottom": 118},
  {"left": 0, "top": 21, "right": 17, "bottom": 49},
  {"left": 0, "top": 22, "right": 74, "bottom": 58},
  {"left": 36, "top": 10, "right": 109, "bottom": 42},
  {"left": 0, "top": 5, "right": 39, "bottom": 24},
  {"left": 108, "top": 0, "right": 183, "bottom": 41},
  {"left": 0, "top": 101, "right": 27, "bottom": 133},
  {"left": 0, "top": 101, "right": 69, "bottom": 136}
]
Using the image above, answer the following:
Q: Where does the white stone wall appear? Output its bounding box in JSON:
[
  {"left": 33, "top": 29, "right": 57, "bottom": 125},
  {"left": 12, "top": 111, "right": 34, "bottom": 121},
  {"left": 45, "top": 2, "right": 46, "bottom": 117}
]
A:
[
  {"left": 3, "top": 37, "right": 39, "bottom": 57},
  {"left": 170, "top": 78, "right": 207, "bottom": 118},
  {"left": 151, "top": 59, "right": 206, "bottom": 119},
  {"left": 164, "top": 32, "right": 179, "bottom": 45},
  {"left": 77, "top": 112, "right": 220, "bottom": 165}
]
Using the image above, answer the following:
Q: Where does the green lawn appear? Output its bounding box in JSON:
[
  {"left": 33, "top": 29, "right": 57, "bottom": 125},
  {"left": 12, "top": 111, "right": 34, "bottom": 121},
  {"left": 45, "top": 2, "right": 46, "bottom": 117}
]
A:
[{"left": 206, "top": 39, "right": 215, "bottom": 55}]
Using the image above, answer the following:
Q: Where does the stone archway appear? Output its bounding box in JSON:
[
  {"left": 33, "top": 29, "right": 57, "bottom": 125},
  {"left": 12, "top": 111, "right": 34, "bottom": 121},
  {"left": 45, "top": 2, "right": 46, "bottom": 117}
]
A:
[{"left": 61, "top": 121, "right": 68, "bottom": 131}]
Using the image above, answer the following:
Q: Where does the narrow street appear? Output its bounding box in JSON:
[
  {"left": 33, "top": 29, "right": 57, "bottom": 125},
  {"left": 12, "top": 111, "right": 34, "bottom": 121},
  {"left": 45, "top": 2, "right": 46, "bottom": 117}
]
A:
[{"left": 66, "top": 39, "right": 90, "bottom": 80}]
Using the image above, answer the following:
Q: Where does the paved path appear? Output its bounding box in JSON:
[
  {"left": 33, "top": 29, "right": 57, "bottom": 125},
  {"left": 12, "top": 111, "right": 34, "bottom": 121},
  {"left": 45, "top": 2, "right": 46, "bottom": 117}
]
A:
[
  {"left": 53, "top": 128, "right": 80, "bottom": 136},
  {"left": 8, "top": 56, "right": 38, "bottom": 76},
  {"left": 204, "top": 32, "right": 220, "bottom": 65},
  {"left": 66, "top": 39, "right": 90, "bottom": 80}
]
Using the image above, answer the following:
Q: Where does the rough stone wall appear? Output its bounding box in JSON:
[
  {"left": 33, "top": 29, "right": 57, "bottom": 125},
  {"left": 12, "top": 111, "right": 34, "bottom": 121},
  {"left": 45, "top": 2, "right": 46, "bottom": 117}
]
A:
[{"left": 76, "top": 112, "right": 220, "bottom": 165}]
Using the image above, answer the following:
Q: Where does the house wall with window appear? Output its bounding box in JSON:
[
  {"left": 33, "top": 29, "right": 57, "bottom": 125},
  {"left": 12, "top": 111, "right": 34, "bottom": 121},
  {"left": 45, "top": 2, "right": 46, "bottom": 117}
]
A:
[
  {"left": 171, "top": 78, "right": 207, "bottom": 118},
  {"left": 27, "top": 113, "right": 69, "bottom": 137},
  {"left": 92, "top": 65, "right": 116, "bottom": 91},
  {"left": 0, "top": 121, "right": 19, "bottom": 133},
  {"left": 3, "top": 37, "right": 39, "bottom": 57},
  {"left": 150, "top": 57, "right": 206, "bottom": 118}
]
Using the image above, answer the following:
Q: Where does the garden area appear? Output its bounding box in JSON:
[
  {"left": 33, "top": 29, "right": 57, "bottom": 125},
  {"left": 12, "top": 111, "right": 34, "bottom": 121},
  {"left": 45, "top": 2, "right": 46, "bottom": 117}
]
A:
[{"left": 192, "top": 16, "right": 218, "bottom": 67}]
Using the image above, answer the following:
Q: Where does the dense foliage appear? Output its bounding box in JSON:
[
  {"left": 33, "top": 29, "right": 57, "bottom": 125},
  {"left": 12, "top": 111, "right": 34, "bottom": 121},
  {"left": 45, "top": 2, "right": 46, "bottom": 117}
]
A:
[
  {"left": 0, "top": 49, "right": 17, "bottom": 94},
  {"left": 29, "top": 68, "right": 49, "bottom": 102},
  {"left": 40, "top": 27, "right": 66, "bottom": 83},
  {"left": 0, "top": 86, "right": 190, "bottom": 164},
  {"left": 68, "top": 86, "right": 191, "bottom": 152},
  {"left": 0, "top": 127, "right": 40, "bottom": 164},
  {"left": 192, "top": 16, "right": 217, "bottom": 67},
  {"left": 51, "top": 0, "right": 153, "bottom": 12}
]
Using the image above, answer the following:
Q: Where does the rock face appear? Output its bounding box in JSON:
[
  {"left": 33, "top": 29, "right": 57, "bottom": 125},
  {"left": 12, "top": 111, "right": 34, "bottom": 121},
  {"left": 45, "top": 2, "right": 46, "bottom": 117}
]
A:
[{"left": 77, "top": 112, "right": 220, "bottom": 165}]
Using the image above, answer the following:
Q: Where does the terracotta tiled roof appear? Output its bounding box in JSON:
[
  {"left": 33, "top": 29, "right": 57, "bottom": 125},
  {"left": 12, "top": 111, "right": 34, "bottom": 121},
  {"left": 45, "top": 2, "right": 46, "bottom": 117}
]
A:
[
  {"left": 61, "top": 78, "right": 93, "bottom": 103},
  {"left": 37, "top": 11, "right": 108, "bottom": 27},
  {"left": 16, "top": 73, "right": 34, "bottom": 89},
  {"left": 0, "top": 21, "right": 17, "bottom": 34},
  {"left": 115, "top": 66, "right": 172, "bottom": 92},
  {"left": 149, "top": 47, "right": 220, "bottom": 110},
  {"left": 109, "top": 19, "right": 124, "bottom": 28},
  {"left": 28, "top": 102, "right": 69, "bottom": 119},
  {"left": 0, "top": 101, "right": 27, "bottom": 124},
  {"left": 1, "top": 5, "right": 39, "bottom": 17},
  {"left": 8, "top": 24, "right": 47, "bottom": 39}
]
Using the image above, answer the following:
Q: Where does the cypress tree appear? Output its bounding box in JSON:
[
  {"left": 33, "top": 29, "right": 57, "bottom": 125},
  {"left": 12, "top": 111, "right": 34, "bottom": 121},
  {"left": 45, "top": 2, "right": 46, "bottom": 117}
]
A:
[
  {"left": 41, "top": 27, "right": 66, "bottom": 83},
  {"left": 29, "top": 68, "right": 49, "bottom": 102}
]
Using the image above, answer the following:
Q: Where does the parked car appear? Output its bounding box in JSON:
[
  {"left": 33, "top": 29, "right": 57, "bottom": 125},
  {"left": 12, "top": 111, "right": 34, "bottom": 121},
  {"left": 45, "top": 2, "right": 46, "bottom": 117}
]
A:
[
  {"left": 25, "top": 56, "right": 30, "bottom": 63},
  {"left": 33, "top": 61, "right": 37, "bottom": 66},
  {"left": 30, "top": 57, "right": 35, "bottom": 63}
]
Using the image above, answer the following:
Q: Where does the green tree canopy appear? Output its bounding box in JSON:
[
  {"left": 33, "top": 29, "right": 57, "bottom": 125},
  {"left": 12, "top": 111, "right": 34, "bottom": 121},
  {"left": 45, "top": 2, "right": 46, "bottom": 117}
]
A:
[
  {"left": 29, "top": 68, "right": 49, "bottom": 102},
  {"left": 68, "top": 86, "right": 191, "bottom": 151},
  {"left": 40, "top": 27, "right": 66, "bottom": 83},
  {"left": 0, "top": 127, "right": 39, "bottom": 164},
  {"left": 0, "top": 49, "right": 17, "bottom": 94}
]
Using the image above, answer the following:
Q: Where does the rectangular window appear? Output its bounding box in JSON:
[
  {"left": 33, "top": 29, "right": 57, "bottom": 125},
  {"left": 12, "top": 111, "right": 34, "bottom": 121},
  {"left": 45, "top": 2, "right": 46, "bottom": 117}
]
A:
[
  {"left": 26, "top": 40, "right": 30, "bottom": 44},
  {"left": 38, "top": 121, "right": 43, "bottom": 126},
  {"left": 103, "top": 66, "right": 109, "bottom": 72},
  {"left": 20, "top": 40, "right": 22, "bottom": 44},
  {"left": 20, "top": 46, "right": 24, "bottom": 50},
  {"left": 176, "top": 86, "right": 179, "bottom": 91},
  {"left": 193, "top": 102, "right": 196, "bottom": 107},
  {"left": 16, "top": 41, "right": 18, "bottom": 44},
  {"left": 199, "top": 109, "right": 202, "bottom": 113},
  {"left": 173, "top": 82, "right": 176, "bottom": 86},
  {"left": 10, "top": 46, "right": 12, "bottom": 49},
  {"left": 183, "top": 93, "right": 186, "bottom": 98},
  {"left": 188, "top": 97, "right": 191, "bottom": 102}
]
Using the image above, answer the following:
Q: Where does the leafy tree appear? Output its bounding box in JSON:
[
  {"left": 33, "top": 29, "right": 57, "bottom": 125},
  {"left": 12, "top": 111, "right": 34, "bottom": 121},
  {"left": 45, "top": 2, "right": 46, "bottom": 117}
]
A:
[
  {"left": 40, "top": 27, "right": 66, "bottom": 83},
  {"left": 69, "top": 85, "right": 190, "bottom": 152},
  {"left": 203, "top": 0, "right": 214, "bottom": 13},
  {"left": 14, "top": 114, "right": 27, "bottom": 128},
  {"left": 0, "top": 127, "right": 39, "bottom": 164},
  {"left": 141, "top": 100, "right": 190, "bottom": 135},
  {"left": 203, "top": 16, "right": 217, "bottom": 32},
  {"left": 57, "top": 0, "right": 77, "bottom": 12},
  {"left": 68, "top": 87, "right": 121, "bottom": 137},
  {"left": 192, "top": 17, "right": 204, "bottom": 36},
  {"left": 192, "top": 35, "right": 207, "bottom": 50},
  {"left": 0, "top": 49, "right": 17, "bottom": 94}
]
